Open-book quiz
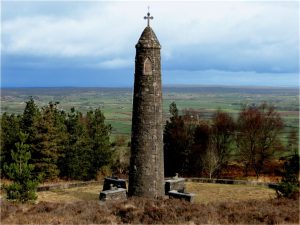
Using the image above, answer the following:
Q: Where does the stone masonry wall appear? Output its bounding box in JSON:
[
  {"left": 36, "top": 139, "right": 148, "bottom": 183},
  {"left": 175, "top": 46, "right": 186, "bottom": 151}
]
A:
[{"left": 128, "top": 26, "right": 164, "bottom": 198}]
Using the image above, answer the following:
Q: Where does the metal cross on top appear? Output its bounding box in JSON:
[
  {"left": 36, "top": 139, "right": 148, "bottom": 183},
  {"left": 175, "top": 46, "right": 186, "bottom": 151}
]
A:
[{"left": 144, "top": 7, "right": 153, "bottom": 27}]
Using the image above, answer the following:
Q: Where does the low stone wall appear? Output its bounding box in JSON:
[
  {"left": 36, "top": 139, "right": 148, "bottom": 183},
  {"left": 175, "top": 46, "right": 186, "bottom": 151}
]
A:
[
  {"left": 34, "top": 177, "right": 278, "bottom": 193},
  {"left": 185, "top": 178, "right": 278, "bottom": 189},
  {"left": 37, "top": 181, "right": 101, "bottom": 192}
]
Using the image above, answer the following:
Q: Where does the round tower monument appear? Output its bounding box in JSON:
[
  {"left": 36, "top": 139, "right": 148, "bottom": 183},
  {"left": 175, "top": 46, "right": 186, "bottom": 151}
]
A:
[{"left": 128, "top": 11, "right": 164, "bottom": 198}]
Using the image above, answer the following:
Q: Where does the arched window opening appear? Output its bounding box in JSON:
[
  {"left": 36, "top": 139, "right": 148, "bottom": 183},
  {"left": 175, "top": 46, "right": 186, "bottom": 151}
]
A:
[{"left": 144, "top": 58, "right": 152, "bottom": 75}]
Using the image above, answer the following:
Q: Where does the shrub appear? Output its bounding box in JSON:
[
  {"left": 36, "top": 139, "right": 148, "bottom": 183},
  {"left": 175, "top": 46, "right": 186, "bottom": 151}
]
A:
[
  {"left": 5, "top": 181, "right": 38, "bottom": 201},
  {"left": 276, "top": 154, "right": 299, "bottom": 198},
  {"left": 276, "top": 182, "right": 298, "bottom": 198}
]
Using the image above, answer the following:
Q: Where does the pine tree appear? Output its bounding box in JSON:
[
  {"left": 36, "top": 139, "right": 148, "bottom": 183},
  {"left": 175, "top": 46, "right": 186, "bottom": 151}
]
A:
[
  {"left": 60, "top": 108, "right": 92, "bottom": 180},
  {"left": 31, "top": 102, "right": 67, "bottom": 180},
  {"left": 164, "top": 102, "right": 196, "bottom": 176},
  {"left": 4, "top": 132, "right": 39, "bottom": 202},
  {"left": 86, "top": 108, "right": 112, "bottom": 179},
  {"left": 21, "top": 97, "right": 40, "bottom": 136},
  {"left": 1, "top": 113, "right": 21, "bottom": 176},
  {"left": 276, "top": 154, "right": 299, "bottom": 198}
]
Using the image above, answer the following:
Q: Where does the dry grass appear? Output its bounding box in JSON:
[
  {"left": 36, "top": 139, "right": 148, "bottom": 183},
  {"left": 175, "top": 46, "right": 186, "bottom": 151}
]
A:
[
  {"left": 34, "top": 182, "right": 276, "bottom": 204},
  {"left": 37, "top": 183, "right": 101, "bottom": 203},
  {"left": 186, "top": 182, "right": 276, "bottom": 204}
]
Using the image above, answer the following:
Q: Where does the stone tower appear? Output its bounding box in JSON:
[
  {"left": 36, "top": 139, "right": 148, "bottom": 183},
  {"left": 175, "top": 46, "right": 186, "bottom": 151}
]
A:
[{"left": 128, "top": 11, "right": 164, "bottom": 198}]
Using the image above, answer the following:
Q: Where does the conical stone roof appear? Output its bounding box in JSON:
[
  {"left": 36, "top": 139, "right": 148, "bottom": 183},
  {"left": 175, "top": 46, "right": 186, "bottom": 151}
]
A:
[{"left": 136, "top": 26, "right": 161, "bottom": 49}]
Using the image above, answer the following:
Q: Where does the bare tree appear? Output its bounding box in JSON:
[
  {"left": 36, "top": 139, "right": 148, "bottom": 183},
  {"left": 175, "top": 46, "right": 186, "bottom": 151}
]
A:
[
  {"left": 210, "top": 110, "right": 235, "bottom": 175},
  {"left": 236, "top": 103, "right": 283, "bottom": 178},
  {"left": 202, "top": 142, "right": 220, "bottom": 179}
]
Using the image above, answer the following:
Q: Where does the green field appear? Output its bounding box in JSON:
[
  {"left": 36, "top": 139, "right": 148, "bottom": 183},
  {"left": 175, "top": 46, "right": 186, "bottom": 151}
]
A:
[{"left": 1, "top": 86, "right": 298, "bottom": 141}]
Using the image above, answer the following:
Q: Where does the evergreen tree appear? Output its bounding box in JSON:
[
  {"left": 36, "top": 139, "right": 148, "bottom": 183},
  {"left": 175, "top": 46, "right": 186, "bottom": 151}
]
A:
[
  {"left": 164, "top": 102, "right": 180, "bottom": 176},
  {"left": 276, "top": 154, "right": 299, "bottom": 198},
  {"left": 191, "top": 121, "right": 211, "bottom": 175},
  {"left": 2, "top": 100, "right": 113, "bottom": 181},
  {"left": 169, "top": 102, "right": 178, "bottom": 118},
  {"left": 276, "top": 129, "right": 299, "bottom": 198},
  {"left": 31, "top": 102, "right": 67, "bottom": 180},
  {"left": 1, "top": 113, "right": 21, "bottom": 177},
  {"left": 86, "top": 108, "right": 112, "bottom": 179},
  {"left": 20, "top": 97, "right": 41, "bottom": 167},
  {"left": 164, "top": 102, "right": 197, "bottom": 176},
  {"left": 4, "top": 132, "right": 39, "bottom": 202},
  {"left": 21, "top": 97, "right": 40, "bottom": 136},
  {"left": 60, "top": 108, "right": 92, "bottom": 180},
  {"left": 287, "top": 128, "right": 298, "bottom": 155}
]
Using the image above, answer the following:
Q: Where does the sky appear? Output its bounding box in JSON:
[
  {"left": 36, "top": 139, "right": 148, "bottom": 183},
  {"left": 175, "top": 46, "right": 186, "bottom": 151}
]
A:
[{"left": 1, "top": 0, "right": 299, "bottom": 88}]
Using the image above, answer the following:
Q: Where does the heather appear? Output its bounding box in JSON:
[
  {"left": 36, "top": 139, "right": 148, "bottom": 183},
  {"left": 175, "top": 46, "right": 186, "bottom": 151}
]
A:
[{"left": 1, "top": 197, "right": 299, "bottom": 224}]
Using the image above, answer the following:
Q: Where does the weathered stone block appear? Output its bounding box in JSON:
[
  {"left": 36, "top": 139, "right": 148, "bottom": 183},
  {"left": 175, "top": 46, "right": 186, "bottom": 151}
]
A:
[
  {"left": 102, "top": 177, "right": 126, "bottom": 191},
  {"left": 99, "top": 188, "right": 127, "bottom": 201},
  {"left": 168, "top": 190, "right": 195, "bottom": 203},
  {"left": 165, "top": 178, "right": 185, "bottom": 194}
]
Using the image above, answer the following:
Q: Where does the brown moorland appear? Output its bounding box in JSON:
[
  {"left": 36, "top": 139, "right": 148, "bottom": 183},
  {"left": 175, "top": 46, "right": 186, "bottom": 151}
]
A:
[
  {"left": 1, "top": 182, "right": 299, "bottom": 224},
  {"left": 1, "top": 196, "right": 299, "bottom": 224}
]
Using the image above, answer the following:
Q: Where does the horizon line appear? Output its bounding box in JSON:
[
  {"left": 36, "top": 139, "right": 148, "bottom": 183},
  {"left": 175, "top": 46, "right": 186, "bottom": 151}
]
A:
[{"left": 1, "top": 84, "right": 299, "bottom": 89}]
